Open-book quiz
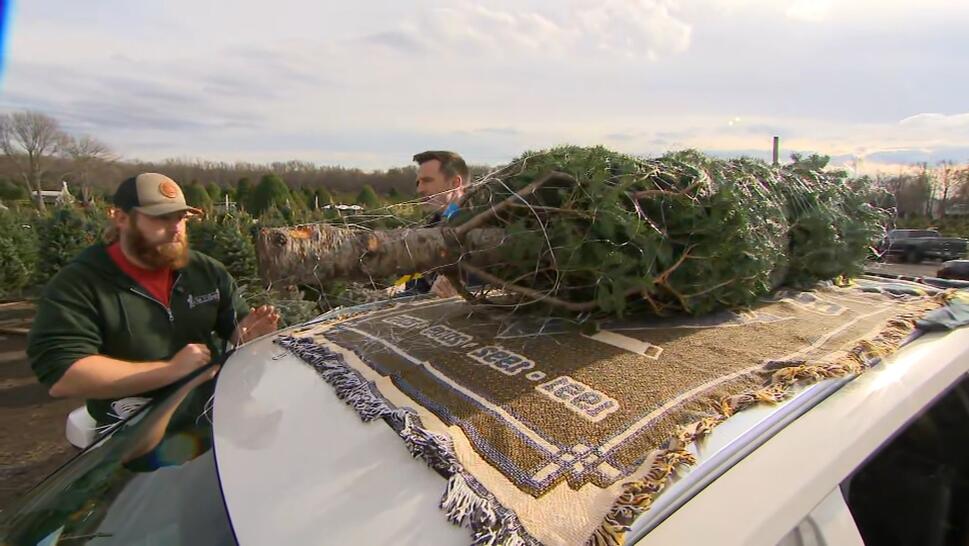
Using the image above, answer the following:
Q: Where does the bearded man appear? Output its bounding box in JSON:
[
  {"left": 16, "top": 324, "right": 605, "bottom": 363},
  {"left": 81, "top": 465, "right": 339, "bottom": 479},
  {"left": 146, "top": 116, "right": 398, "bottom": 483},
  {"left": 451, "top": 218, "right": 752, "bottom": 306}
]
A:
[{"left": 28, "top": 173, "right": 278, "bottom": 428}]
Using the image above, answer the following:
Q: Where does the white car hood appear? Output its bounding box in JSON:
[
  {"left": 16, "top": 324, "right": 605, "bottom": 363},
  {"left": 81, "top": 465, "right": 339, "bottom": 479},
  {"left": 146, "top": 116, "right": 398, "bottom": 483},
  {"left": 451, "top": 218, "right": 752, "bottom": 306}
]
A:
[{"left": 213, "top": 329, "right": 467, "bottom": 545}]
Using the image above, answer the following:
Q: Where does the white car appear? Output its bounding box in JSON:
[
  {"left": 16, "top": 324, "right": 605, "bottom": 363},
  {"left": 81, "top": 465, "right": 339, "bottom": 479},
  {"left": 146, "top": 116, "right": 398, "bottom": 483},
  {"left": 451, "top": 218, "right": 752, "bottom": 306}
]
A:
[{"left": 2, "top": 289, "right": 968, "bottom": 546}]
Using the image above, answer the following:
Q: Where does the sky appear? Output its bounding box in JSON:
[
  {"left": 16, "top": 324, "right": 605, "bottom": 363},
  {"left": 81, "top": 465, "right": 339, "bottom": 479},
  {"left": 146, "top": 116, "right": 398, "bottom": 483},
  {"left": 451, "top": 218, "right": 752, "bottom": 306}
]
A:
[{"left": 2, "top": 0, "right": 968, "bottom": 174}]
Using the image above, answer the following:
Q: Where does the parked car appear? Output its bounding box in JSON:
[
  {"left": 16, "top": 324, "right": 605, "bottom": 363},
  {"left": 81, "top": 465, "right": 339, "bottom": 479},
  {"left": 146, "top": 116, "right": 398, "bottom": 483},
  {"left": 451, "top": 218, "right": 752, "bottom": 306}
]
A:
[
  {"left": 2, "top": 290, "right": 968, "bottom": 546},
  {"left": 938, "top": 259, "right": 969, "bottom": 281},
  {"left": 879, "top": 229, "right": 969, "bottom": 263}
]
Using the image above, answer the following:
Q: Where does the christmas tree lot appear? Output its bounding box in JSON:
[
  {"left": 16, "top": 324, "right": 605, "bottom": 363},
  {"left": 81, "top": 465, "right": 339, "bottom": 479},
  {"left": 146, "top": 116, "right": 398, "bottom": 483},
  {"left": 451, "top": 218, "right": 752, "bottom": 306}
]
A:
[{"left": 257, "top": 146, "right": 889, "bottom": 318}]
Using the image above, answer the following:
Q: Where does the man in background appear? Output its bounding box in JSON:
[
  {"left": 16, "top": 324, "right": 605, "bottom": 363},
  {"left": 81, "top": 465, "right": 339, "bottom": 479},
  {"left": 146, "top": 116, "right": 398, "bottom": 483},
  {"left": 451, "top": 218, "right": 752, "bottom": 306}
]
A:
[{"left": 392, "top": 150, "right": 470, "bottom": 298}]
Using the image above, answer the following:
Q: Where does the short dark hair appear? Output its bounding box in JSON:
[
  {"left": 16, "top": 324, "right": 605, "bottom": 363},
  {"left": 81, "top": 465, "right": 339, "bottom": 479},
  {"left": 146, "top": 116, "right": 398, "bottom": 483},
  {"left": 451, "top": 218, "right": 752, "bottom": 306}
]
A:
[{"left": 413, "top": 150, "right": 469, "bottom": 183}]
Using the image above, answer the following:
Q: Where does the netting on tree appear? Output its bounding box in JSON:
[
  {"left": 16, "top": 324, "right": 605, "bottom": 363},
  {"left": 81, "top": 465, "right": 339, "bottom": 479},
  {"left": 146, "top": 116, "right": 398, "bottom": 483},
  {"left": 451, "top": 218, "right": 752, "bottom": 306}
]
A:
[{"left": 257, "top": 145, "right": 889, "bottom": 318}]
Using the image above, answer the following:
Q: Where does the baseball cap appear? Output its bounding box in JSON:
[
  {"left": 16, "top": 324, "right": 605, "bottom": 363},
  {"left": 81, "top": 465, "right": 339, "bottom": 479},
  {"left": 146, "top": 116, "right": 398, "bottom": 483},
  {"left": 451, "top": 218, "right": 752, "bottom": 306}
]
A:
[{"left": 112, "top": 173, "right": 202, "bottom": 217}]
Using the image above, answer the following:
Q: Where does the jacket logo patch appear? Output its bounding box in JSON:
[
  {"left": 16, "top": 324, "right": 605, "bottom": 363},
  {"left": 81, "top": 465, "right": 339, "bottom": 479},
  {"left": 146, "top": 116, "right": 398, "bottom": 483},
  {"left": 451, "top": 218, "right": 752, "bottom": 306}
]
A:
[{"left": 187, "top": 290, "right": 220, "bottom": 309}]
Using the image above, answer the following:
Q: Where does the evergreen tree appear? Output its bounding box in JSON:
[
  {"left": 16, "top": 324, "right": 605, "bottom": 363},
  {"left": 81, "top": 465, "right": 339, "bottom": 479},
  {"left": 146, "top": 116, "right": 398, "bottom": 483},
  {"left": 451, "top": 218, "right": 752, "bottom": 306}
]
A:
[
  {"left": 249, "top": 174, "right": 291, "bottom": 216},
  {"left": 235, "top": 178, "right": 252, "bottom": 211},
  {"left": 218, "top": 211, "right": 259, "bottom": 283},
  {"left": 313, "top": 187, "right": 333, "bottom": 209},
  {"left": 300, "top": 186, "right": 314, "bottom": 204},
  {"left": 183, "top": 181, "right": 213, "bottom": 210},
  {"left": 35, "top": 205, "right": 103, "bottom": 284},
  {"left": 0, "top": 178, "right": 28, "bottom": 201},
  {"left": 289, "top": 190, "right": 309, "bottom": 211},
  {"left": 0, "top": 209, "right": 38, "bottom": 294},
  {"left": 355, "top": 184, "right": 380, "bottom": 209},
  {"left": 256, "top": 204, "right": 289, "bottom": 228},
  {"left": 187, "top": 213, "right": 221, "bottom": 260},
  {"left": 189, "top": 212, "right": 258, "bottom": 283},
  {"left": 205, "top": 182, "right": 222, "bottom": 201}
]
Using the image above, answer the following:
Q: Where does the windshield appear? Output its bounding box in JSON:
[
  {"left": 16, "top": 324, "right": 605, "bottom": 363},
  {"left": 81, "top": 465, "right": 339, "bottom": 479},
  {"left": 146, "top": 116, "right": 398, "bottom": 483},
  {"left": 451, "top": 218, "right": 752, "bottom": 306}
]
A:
[{"left": 0, "top": 367, "right": 236, "bottom": 546}]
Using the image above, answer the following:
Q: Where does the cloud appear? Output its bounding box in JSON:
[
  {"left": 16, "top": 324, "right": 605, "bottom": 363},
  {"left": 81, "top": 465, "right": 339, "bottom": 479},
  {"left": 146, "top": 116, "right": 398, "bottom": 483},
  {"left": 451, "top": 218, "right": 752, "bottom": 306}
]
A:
[
  {"left": 605, "top": 132, "right": 641, "bottom": 141},
  {"left": 785, "top": 0, "right": 833, "bottom": 22},
  {"left": 1, "top": 61, "right": 268, "bottom": 135},
  {"left": 864, "top": 147, "right": 969, "bottom": 165},
  {"left": 576, "top": 0, "right": 692, "bottom": 59},
  {"left": 414, "top": 0, "right": 692, "bottom": 60},
  {"left": 218, "top": 45, "right": 326, "bottom": 87},
  {"left": 899, "top": 112, "right": 969, "bottom": 130},
  {"left": 359, "top": 30, "right": 428, "bottom": 55},
  {"left": 471, "top": 127, "right": 521, "bottom": 136}
]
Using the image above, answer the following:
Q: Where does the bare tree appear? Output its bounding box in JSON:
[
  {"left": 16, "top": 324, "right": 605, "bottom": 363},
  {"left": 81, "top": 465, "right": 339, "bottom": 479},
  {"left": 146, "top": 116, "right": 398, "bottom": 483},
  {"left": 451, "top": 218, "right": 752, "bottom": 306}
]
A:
[
  {"left": 913, "top": 162, "right": 934, "bottom": 218},
  {"left": 0, "top": 110, "right": 69, "bottom": 210},
  {"left": 956, "top": 164, "right": 969, "bottom": 205},
  {"left": 934, "top": 160, "right": 958, "bottom": 219},
  {"left": 64, "top": 134, "right": 116, "bottom": 203},
  {"left": 875, "top": 173, "right": 906, "bottom": 203}
]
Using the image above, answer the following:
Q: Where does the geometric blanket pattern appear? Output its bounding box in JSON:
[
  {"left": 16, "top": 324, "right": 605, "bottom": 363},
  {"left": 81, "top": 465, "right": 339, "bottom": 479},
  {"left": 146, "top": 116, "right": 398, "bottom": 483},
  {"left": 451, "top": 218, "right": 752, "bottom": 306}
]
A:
[{"left": 277, "top": 282, "right": 943, "bottom": 545}]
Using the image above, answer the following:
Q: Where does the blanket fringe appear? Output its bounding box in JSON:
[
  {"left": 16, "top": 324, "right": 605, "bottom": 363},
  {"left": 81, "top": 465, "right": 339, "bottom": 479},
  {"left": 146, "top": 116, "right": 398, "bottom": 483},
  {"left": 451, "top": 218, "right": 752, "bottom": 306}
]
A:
[
  {"left": 588, "top": 292, "right": 948, "bottom": 546},
  {"left": 275, "top": 335, "right": 537, "bottom": 546}
]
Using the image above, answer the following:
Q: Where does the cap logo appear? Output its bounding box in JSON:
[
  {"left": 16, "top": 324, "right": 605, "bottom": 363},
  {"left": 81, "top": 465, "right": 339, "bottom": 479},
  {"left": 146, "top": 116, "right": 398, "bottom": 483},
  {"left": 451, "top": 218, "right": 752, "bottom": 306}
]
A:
[{"left": 159, "top": 180, "right": 179, "bottom": 199}]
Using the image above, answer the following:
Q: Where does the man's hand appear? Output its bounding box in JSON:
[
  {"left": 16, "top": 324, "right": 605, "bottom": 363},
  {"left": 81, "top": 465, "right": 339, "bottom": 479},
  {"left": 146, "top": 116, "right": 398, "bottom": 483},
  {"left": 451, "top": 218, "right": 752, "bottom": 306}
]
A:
[
  {"left": 232, "top": 305, "right": 281, "bottom": 345},
  {"left": 386, "top": 283, "right": 407, "bottom": 297},
  {"left": 431, "top": 276, "right": 458, "bottom": 298},
  {"left": 168, "top": 343, "right": 212, "bottom": 375}
]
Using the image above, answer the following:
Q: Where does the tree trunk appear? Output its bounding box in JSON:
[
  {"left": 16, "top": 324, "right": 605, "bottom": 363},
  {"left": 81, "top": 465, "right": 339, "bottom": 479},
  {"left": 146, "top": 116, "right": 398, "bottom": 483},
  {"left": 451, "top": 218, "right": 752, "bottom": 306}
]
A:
[
  {"left": 256, "top": 224, "right": 507, "bottom": 286},
  {"left": 26, "top": 154, "right": 46, "bottom": 212},
  {"left": 19, "top": 173, "right": 44, "bottom": 212}
]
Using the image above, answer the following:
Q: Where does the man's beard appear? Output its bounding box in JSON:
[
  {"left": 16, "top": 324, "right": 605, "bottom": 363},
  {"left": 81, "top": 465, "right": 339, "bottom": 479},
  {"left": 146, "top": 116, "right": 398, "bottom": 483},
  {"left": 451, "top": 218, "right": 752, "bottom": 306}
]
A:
[{"left": 123, "top": 221, "right": 190, "bottom": 270}]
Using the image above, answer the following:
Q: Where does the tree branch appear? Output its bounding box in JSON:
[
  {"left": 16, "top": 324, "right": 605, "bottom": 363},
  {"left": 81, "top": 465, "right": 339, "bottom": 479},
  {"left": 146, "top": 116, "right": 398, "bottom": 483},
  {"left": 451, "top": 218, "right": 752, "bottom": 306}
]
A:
[
  {"left": 459, "top": 263, "right": 600, "bottom": 312},
  {"left": 455, "top": 171, "right": 577, "bottom": 238}
]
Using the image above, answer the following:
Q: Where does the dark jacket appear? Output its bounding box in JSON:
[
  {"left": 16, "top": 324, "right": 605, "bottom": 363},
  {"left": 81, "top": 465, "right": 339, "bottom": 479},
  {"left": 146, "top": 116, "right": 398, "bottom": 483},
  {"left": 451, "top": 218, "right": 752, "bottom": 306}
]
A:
[
  {"left": 401, "top": 205, "right": 480, "bottom": 294},
  {"left": 27, "top": 244, "right": 249, "bottom": 425}
]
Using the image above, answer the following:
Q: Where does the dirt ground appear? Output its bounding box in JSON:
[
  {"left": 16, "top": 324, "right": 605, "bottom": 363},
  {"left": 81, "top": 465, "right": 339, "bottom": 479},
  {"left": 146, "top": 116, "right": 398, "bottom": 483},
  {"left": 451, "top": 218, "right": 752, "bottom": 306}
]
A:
[
  {"left": 0, "top": 259, "right": 951, "bottom": 513},
  {"left": 0, "top": 301, "right": 81, "bottom": 514}
]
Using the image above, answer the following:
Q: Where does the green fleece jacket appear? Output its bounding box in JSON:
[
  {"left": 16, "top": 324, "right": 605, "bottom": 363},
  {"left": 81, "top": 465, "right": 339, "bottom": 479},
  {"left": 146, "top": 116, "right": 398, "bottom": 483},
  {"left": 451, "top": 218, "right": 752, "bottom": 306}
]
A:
[{"left": 27, "top": 244, "right": 249, "bottom": 426}]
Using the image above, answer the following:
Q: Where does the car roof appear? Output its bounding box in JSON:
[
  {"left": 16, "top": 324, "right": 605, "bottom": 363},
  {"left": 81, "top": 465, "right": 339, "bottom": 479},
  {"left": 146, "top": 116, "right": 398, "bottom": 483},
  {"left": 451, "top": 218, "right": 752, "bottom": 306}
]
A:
[{"left": 212, "top": 294, "right": 969, "bottom": 545}]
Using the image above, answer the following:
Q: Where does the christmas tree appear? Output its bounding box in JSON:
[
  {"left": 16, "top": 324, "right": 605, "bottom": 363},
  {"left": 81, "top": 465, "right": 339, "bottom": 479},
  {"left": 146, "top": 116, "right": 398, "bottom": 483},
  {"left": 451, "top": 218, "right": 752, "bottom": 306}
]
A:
[
  {"left": 257, "top": 146, "right": 888, "bottom": 318},
  {"left": 0, "top": 209, "right": 37, "bottom": 295},
  {"left": 35, "top": 204, "right": 104, "bottom": 285}
]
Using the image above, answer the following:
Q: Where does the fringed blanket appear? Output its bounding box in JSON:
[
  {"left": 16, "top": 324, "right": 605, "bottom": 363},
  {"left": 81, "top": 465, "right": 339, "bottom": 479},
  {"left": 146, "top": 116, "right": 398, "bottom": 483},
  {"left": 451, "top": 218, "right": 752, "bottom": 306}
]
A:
[{"left": 275, "top": 282, "right": 947, "bottom": 545}]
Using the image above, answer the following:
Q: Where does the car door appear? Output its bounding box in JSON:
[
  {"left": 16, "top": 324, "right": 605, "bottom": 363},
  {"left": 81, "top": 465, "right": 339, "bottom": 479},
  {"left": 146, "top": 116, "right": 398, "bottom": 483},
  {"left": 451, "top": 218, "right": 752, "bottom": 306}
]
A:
[
  {"left": 776, "top": 488, "right": 864, "bottom": 546},
  {"left": 839, "top": 373, "right": 969, "bottom": 546}
]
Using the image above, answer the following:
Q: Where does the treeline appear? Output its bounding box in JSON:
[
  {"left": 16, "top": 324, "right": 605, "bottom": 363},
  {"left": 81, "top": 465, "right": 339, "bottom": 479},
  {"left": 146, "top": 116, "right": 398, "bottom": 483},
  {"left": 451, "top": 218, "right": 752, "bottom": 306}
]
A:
[
  {"left": 868, "top": 161, "right": 969, "bottom": 219},
  {"left": 0, "top": 109, "right": 491, "bottom": 209},
  {"left": 8, "top": 108, "right": 969, "bottom": 222},
  {"left": 173, "top": 173, "right": 407, "bottom": 217}
]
